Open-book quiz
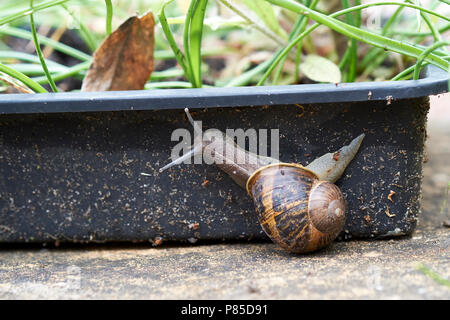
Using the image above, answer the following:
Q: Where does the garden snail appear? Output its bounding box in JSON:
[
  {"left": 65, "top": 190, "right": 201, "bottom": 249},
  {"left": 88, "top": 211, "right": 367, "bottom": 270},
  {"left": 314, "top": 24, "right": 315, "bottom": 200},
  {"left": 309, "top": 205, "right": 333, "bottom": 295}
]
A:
[{"left": 160, "top": 108, "right": 365, "bottom": 253}]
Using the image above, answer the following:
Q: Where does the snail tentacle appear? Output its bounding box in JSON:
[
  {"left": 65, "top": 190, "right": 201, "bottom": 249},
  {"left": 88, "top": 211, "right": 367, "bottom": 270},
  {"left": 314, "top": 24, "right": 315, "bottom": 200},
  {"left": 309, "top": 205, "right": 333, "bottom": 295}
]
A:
[
  {"left": 159, "top": 144, "right": 203, "bottom": 172},
  {"left": 305, "top": 133, "right": 365, "bottom": 183},
  {"left": 159, "top": 108, "right": 278, "bottom": 186}
]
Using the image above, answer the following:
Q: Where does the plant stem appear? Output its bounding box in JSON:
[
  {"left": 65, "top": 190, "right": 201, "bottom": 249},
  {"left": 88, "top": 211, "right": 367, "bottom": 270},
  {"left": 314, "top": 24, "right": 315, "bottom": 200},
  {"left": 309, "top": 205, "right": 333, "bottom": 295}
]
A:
[
  {"left": 0, "top": 62, "right": 47, "bottom": 93},
  {"left": 186, "top": 0, "right": 208, "bottom": 88},
  {"left": 273, "top": 0, "right": 318, "bottom": 85},
  {"left": 406, "top": 0, "right": 441, "bottom": 42},
  {"left": 32, "top": 60, "right": 90, "bottom": 84},
  {"left": 224, "top": 57, "right": 275, "bottom": 87},
  {"left": 217, "top": 0, "right": 287, "bottom": 47},
  {"left": 105, "top": 0, "right": 113, "bottom": 35},
  {"left": 413, "top": 41, "right": 450, "bottom": 80},
  {"left": 62, "top": 3, "right": 97, "bottom": 52},
  {"left": 29, "top": 0, "right": 58, "bottom": 92},
  {"left": 342, "top": 0, "right": 359, "bottom": 82},
  {"left": 358, "top": 5, "right": 405, "bottom": 73},
  {"left": 392, "top": 23, "right": 450, "bottom": 36},
  {"left": 390, "top": 63, "right": 421, "bottom": 81},
  {"left": 158, "top": 0, "right": 194, "bottom": 84},
  {"left": 0, "top": 0, "right": 70, "bottom": 26},
  {"left": 294, "top": 43, "right": 302, "bottom": 82},
  {"left": 359, "top": 51, "right": 389, "bottom": 80},
  {"left": 183, "top": 0, "right": 199, "bottom": 86}
]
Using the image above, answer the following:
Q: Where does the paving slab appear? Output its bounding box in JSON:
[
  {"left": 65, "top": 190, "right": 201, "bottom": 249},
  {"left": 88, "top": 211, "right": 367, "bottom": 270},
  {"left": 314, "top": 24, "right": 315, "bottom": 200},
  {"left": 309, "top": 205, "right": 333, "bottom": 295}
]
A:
[
  {"left": 0, "top": 94, "right": 449, "bottom": 300},
  {"left": 0, "top": 227, "right": 448, "bottom": 300}
]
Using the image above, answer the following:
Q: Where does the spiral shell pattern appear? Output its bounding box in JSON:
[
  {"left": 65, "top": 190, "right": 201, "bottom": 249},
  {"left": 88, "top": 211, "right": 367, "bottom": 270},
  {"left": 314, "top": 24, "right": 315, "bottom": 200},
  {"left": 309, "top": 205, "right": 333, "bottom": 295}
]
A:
[{"left": 246, "top": 163, "right": 346, "bottom": 253}]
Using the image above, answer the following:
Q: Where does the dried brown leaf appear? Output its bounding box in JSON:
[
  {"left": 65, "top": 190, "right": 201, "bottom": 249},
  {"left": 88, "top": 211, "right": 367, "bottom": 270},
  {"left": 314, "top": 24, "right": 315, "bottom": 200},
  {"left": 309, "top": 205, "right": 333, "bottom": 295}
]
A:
[
  {"left": 81, "top": 11, "right": 155, "bottom": 92},
  {"left": 0, "top": 72, "right": 34, "bottom": 94}
]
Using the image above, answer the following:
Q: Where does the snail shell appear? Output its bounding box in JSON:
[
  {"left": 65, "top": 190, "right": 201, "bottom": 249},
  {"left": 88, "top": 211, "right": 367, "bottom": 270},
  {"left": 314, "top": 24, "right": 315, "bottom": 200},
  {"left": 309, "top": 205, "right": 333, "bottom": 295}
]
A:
[{"left": 247, "top": 163, "right": 346, "bottom": 253}]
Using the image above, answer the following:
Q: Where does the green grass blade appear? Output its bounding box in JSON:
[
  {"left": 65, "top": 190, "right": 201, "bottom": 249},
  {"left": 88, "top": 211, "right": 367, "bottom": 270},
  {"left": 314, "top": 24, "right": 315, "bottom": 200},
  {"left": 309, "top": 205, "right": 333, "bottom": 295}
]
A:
[
  {"left": 392, "top": 23, "right": 450, "bottom": 36},
  {"left": 0, "top": 62, "right": 47, "bottom": 93},
  {"left": 261, "top": 1, "right": 432, "bottom": 85},
  {"left": 32, "top": 60, "right": 90, "bottom": 84},
  {"left": 358, "top": 5, "right": 405, "bottom": 72},
  {"left": 224, "top": 57, "right": 275, "bottom": 87},
  {"left": 341, "top": 0, "right": 358, "bottom": 82},
  {"left": 158, "top": 0, "right": 193, "bottom": 85},
  {"left": 32, "top": 59, "right": 189, "bottom": 86},
  {"left": 414, "top": 41, "right": 450, "bottom": 80},
  {"left": 145, "top": 81, "right": 213, "bottom": 89},
  {"left": 415, "top": 44, "right": 448, "bottom": 57},
  {"left": 0, "top": 50, "right": 66, "bottom": 68},
  {"left": 0, "top": 26, "right": 91, "bottom": 61},
  {"left": 153, "top": 47, "right": 232, "bottom": 60},
  {"left": 273, "top": 0, "right": 317, "bottom": 85},
  {"left": 3, "top": 63, "right": 67, "bottom": 75},
  {"left": 406, "top": 0, "right": 441, "bottom": 42},
  {"left": 29, "top": 0, "right": 57, "bottom": 92},
  {"left": 391, "top": 63, "right": 422, "bottom": 81},
  {"left": 217, "top": 0, "right": 287, "bottom": 47},
  {"left": 150, "top": 68, "right": 185, "bottom": 81},
  {"left": 360, "top": 51, "right": 389, "bottom": 79},
  {"left": 417, "top": 263, "right": 450, "bottom": 288},
  {"left": 0, "top": 0, "right": 70, "bottom": 26},
  {"left": 183, "top": 0, "right": 196, "bottom": 85},
  {"left": 291, "top": 0, "right": 313, "bottom": 82},
  {"left": 268, "top": 0, "right": 449, "bottom": 67},
  {"left": 186, "top": 0, "right": 208, "bottom": 88}
]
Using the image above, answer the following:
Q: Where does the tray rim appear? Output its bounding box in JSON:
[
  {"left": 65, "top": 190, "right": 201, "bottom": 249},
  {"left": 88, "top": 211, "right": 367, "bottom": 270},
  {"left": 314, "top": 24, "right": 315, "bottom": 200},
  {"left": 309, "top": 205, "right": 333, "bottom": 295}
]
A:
[{"left": 0, "top": 65, "right": 447, "bottom": 115}]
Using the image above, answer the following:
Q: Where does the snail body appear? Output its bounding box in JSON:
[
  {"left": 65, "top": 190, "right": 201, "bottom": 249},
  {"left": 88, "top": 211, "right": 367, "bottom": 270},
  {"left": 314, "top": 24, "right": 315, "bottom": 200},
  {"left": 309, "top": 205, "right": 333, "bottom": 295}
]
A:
[{"left": 161, "top": 109, "right": 364, "bottom": 253}]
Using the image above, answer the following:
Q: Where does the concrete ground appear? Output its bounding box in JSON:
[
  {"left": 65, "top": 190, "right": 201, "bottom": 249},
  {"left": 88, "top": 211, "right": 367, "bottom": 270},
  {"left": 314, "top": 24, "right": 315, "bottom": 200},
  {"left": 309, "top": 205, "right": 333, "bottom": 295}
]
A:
[{"left": 0, "top": 95, "right": 449, "bottom": 300}]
